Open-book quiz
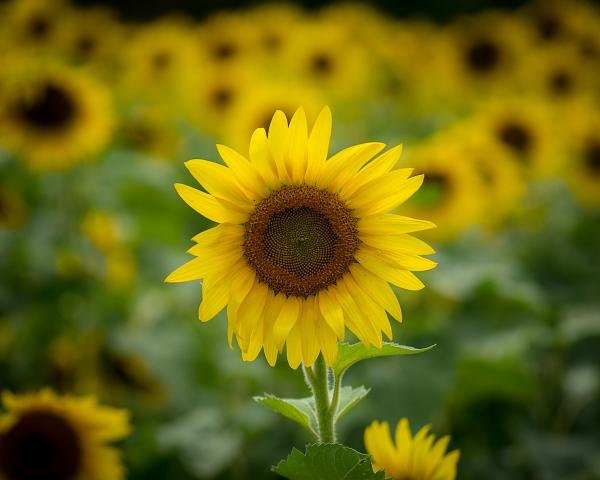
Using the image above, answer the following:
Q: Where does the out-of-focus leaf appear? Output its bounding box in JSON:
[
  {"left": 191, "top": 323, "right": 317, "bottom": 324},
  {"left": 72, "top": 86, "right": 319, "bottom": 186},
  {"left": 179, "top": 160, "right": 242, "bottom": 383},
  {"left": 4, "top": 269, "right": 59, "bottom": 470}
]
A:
[
  {"left": 336, "top": 386, "right": 370, "bottom": 421},
  {"left": 332, "top": 342, "right": 435, "bottom": 377},
  {"left": 254, "top": 394, "right": 318, "bottom": 438},
  {"left": 273, "top": 443, "right": 385, "bottom": 480}
]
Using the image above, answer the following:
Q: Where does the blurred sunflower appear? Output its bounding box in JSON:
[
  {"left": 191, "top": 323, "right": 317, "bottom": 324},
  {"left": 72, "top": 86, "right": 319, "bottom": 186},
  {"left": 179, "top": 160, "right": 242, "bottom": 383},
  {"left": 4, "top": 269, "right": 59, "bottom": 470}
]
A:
[
  {"left": 562, "top": 101, "right": 600, "bottom": 206},
  {"left": 221, "top": 83, "right": 323, "bottom": 151},
  {"left": 466, "top": 98, "right": 560, "bottom": 177},
  {"left": 56, "top": 6, "right": 123, "bottom": 70},
  {"left": 2, "top": 0, "right": 70, "bottom": 50},
  {"left": 283, "top": 20, "right": 372, "bottom": 98},
  {"left": 441, "top": 128, "right": 525, "bottom": 229},
  {"left": 0, "top": 62, "right": 114, "bottom": 171},
  {"left": 167, "top": 107, "right": 436, "bottom": 368},
  {"left": 196, "top": 12, "right": 257, "bottom": 68},
  {"left": 404, "top": 141, "right": 485, "bottom": 241},
  {"left": 364, "top": 419, "right": 459, "bottom": 480},
  {"left": 441, "top": 11, "right": 529, "bottom": 100},
  {"left": 120, "top": 18, "right": 199, "bottom": 106},
  {"left": 188, "top": 63, "right": 255, "bottom": 139},
  {"left": 0, "top": 389, "right": 130, "bottom": 480},
  {"left": 118, "top": 106, "right": 182, "bottom": 160}
]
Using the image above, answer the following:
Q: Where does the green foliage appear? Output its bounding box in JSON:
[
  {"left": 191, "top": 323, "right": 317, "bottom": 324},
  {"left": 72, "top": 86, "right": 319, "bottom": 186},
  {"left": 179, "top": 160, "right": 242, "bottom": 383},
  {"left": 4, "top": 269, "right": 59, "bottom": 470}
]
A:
[
  {"left": 254, "top": 394, "right": 319, "bottom": 438},
  {"left": 255, "top": 386, "right": 370, "bottom": 437},
  {"left": 332, "top": 342, "right": 435, "bottom": 377},
  {"left": 273, "top": 444, "right": 385, "bottom": 480}
]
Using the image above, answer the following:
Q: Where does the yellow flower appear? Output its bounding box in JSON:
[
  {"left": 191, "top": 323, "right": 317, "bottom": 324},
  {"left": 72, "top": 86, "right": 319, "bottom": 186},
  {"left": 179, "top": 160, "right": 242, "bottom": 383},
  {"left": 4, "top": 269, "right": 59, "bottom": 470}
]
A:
[
  {"left": 561, "top": 99, "right": 600, "bottom": 206},
  {"left": 0, "top": 61, "right": 114, "bottom": 171},
  {"left": 0, "top": 389, "right": 130, "bottom": 480},
  {"left": 166, "top": 106, "right": 436, "bottom": 368},
  {"left": 364, "top": 419, "right": 459, "bottom": 480},
  {"left": 404, "top": 141, "right": 486, "bottom": 241},
  {"left": 221, "top": 83, "right": 323, "bottom": 152}
]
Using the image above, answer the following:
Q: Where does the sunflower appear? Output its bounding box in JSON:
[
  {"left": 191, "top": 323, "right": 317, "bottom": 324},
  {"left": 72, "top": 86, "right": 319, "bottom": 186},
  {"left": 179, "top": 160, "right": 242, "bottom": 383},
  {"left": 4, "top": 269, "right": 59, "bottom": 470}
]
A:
[
  {"left": 465, "top": 97, "right": 560, "bottom": 177},
  {"left": 221, "top": 83, "right": 323, "bottom": 152},
  {"left": 438, "top": 127, "right": 525, "bottom": 229},
  {"left": 364, "top": 419, "right": 459, "bottom": 480},
  {"left": 0, "top": 389, "right": 130, "bottom": 480},
  {"left": 0, "top": 61, "right": 114, "bottom": 171},
  {"left": 440, "top": 11, "right": 530, "bottom": 101},
  {"left": 283, "top": 20, "right": 373, "bottom": 98},
  {"left": 119, "top": 18, "right": 199, "bottom": 107},
  {"left": 403, "top": 141, "right": 486, "bottom": 241},
  {"left": 2, "top": 0, "right": 70, "bottom": 51},
  {"left": 561, "top": 100, "right": 600, "bottom": 206},
  {"left": 166, "top": 107, "right": 436, "bottom": 368}
]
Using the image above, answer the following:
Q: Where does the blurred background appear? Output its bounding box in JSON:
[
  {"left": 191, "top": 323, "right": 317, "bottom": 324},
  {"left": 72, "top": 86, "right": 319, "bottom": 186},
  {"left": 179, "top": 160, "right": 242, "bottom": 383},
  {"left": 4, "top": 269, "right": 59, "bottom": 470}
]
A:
[{"left": 1, "top": 0, "right": 599, "bottom": 478}]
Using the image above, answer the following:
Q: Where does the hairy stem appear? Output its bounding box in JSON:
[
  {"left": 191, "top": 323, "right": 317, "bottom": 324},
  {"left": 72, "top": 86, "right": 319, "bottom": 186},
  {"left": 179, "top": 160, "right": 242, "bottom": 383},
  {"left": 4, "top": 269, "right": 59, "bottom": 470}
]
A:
[{"left": 308, "top": 355, "right": 336, "bottom": 443}]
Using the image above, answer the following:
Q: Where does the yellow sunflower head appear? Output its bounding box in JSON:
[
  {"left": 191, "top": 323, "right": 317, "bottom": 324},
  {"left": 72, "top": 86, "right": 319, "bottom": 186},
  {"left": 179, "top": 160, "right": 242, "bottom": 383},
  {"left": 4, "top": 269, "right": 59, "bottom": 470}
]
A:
[
  {"left": 364, "top": 418, "right": 459, "bottom": 480},
  {"left": 166, "top": 107, "right": 436, "bottom": 369},
  {"left": 0, "top": 61, "right": 114, "bottom": 171},
  {"left": 0, "top": 389, "right": 130, "bottom": 480}
]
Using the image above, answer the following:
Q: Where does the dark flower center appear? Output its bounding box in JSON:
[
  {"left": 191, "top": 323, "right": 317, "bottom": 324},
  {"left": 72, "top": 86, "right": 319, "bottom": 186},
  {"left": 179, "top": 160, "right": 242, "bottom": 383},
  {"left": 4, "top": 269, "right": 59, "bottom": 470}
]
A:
[
  {"left": 75, "top": 35, "right": 97, "bottom": 57},
  {"left": 26, "top": 15, "right": 51, "bottom": 39},
  {"left": 244, "top": 185, "right": 359, "bottom": 297},
  {"left": 311, "top": 53, "right": 334, "bottom": 75},
  {"left": 15, "top": 83, "right": 77, "bottom": 132},
  {"left": 0, "top": 410, "right": 82, "bottom": 480},
  {"left": 212, "top": 42, "right": 237, "bottom": 61},
  {"left": 465, "top": 39, "right": 500, "bottom": 73},
  {"left": 211, "top": 87, "right": 234, "bottom": 111},
  {"left": 536, "top": 14, "right": 562, "bottom": 41},
  {"left": 548, "top": 69, "right": 573, "bottom": 96},
  {"left": 152, "top": 51, "right": 172, "bottom": 71},
  {"left": 498, "top": 122, "right": 532, "bottom": 155},
  {"left": 584, "top": 140, "right": 600, "bottom": 175}
]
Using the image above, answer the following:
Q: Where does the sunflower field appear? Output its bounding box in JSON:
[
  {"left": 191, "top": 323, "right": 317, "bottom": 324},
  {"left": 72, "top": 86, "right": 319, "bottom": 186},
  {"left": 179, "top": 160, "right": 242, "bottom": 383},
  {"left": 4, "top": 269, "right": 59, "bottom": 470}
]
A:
[{"left": 1, "top": 0, "right": 599, "bottom": 479}]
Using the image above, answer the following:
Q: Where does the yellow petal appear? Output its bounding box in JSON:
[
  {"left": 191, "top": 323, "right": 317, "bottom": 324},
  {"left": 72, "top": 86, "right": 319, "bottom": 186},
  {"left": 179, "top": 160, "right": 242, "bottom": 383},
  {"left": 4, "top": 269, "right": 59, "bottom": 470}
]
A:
[
  {"left": 356, "top": 249, "right": 425, "bottom": 291},
  {"left": 287, "top": 107, "right": 309, "bottom": 183},
  {"left": 340, "top": 145, "right": 404, "bottom": 198},
  {"left": 299, "top": 297, "right": 319, "bottom": 367},
  {"left": 360, "top": 233, "right": 436, "bottom": 256},
  {"left": 226, "top": 265, "right": 256, "bottom": 347},
  {"left": 318, "top": 289, "right": 345, "bottom": 340},
  {"left": 174, "top": 184, "right": 247, "bottom": 224},
  {"left": 317, "top": 142, "right": 386, "bottom": 192},
  {"left": 349, "top": 264, "right": 402, "bottom": 322},
  {"left": 317, "top": 319, "right": 338, "bottom": 366},
  {"left": 268, "top": 110, "right": 290, "bottom": 183},
  {"left": 286, "top": 323, "right": 303, "bottom": 369},
  {"left": 249, "top": 127, "right": 278, "bottom": 188},
  {"left": 395, "top": 418, "right": 413, "bottom": 469},
  {"left": 343, "top": 274, "right": 388, "bottom": 343},
  {"left": 165, "top": 257, "right": 205, "bottom": 283},
  {"left": 273, "top": 295, "right": 301, "bottom": 351},
  {"left": 358, "top": 214, "right": 436, "bottom": 236},
  {"left": 199, "top": 275, "right": 229, "bottom": 322},
  {"left": 374, "top": 249, "right": 438, "bottom": 272},
  {"left": 236, "top": 281, "right": 269, "bottom": 352},
  {"left": 305, "top": 106, "right": 332, "bottom": 184},
  {"left": 349, "top": 173, "right": 424, "bottom": 216},
  {"left": 185, "top": 159, "right": 253, "bottom": 208},
  {"left": 216, "top": 144, "right": 266, "bottom": 200}
]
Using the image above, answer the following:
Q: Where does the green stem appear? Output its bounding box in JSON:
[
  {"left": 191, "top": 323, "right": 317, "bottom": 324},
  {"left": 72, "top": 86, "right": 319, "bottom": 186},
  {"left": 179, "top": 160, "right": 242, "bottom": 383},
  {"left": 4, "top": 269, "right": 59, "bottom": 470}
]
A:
[{"left": 308, "top": 355, "right": 336, "bottom": 443}]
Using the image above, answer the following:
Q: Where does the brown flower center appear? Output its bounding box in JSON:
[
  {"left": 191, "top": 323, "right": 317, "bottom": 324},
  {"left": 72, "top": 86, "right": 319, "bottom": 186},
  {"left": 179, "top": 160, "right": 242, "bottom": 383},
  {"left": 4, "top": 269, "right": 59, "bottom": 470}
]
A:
[
  {"left": 498, "top": 121, "right": 532, "bottom": 155},
  {"left": 311, "top": 53, "right": 334, "bottom": 76},
  {"left": 14, "top": 83, "right": 77, "bottom": 132},
  {"left": 243, "top": 185, "right": 359, "bottom": 297},
  {"left": 584, "top": 140, "right": 600, "bottom": 175},
  {"left": 465, "top": 39, "right": 500, "bottom": 73},
  {"left": 0, "top": 410, "right": 82, "bottom": 480}
]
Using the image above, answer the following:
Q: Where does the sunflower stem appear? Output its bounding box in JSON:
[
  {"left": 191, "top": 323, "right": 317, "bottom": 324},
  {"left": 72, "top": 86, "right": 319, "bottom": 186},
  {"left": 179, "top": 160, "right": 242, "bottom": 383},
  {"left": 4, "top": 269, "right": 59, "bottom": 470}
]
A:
[{"left": 308, "top": 355, "right": 336, "bottom": 443}]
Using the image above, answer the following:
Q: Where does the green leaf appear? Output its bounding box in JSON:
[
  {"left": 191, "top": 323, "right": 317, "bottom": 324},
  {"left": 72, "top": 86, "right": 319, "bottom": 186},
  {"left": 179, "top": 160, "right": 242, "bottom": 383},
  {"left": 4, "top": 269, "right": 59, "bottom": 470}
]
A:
[
  {"left": 332, "top": 342, "right": 435, "bottom": 377},
  {"left": 254, "top": 394, "right": 318, "bottom": 438},
  {"left": 273, "top": 443, "right": 385, "bottom": 480},
  {"left": 336, "top": 386, "right": 370, "bottom": 421}
]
